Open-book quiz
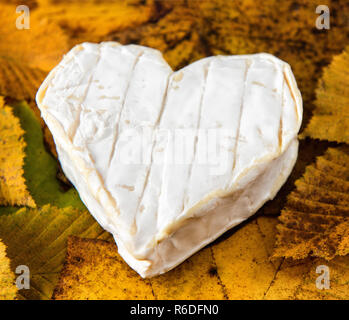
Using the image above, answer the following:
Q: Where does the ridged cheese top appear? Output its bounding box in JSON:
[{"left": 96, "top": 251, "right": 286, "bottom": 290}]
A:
[{"left": 37, "top": 42, "right": 302, "bottom": 264}]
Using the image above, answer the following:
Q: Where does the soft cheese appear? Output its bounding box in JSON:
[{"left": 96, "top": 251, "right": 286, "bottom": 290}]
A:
[{"left": 36, "top": 42, "right": 302, "bottom": 278}]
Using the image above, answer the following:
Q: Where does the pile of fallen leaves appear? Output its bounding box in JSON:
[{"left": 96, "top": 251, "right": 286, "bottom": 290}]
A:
[{"left": 0, "top": 0, "right": 348, "bottom": 300}]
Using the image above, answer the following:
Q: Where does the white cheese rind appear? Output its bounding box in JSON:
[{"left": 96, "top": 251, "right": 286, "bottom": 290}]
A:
[{"left": 36, "top": 42, "right": 302, "bottom": 278}]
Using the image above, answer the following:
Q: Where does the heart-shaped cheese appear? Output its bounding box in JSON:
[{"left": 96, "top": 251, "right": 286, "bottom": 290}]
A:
[{"left": 36, "top": 42, "right": 302, "bottom": 278}]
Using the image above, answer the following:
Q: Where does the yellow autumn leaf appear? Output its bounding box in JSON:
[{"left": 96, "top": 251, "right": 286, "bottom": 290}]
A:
[
  {"left": 53, "top": 218, "right": 278, "bottom": 300},
  {"left": 264, "top": 255, "right": 349, "bottom": 300},
  {"left": 274, "top": 146, "right": 349, "bottom": 260},
  {"left": 0, "top": 239, "right": 17, "bottom": 300},
  {"left": 53, "top": 236, "right": 229, "bottom": 300},
  {"left": 53, "top": 216, "right": 349, "bottom": 300},
  {"left": 0, "top": 4, "right": 69, "bottom": 71},
  {"left": 0, "top": 3, "right": 68, "bottom": 154},
  {"left": 33, "top": 0, "right": 156, "bottom": 48},
  {"left": 302, "top": 46, "right": 349, "bottom": 143},
  {"left": 0, "top": 97, "right": 35, "bottom": 207},
  {"left": 296, "top": 256, "right": 349, "bottom": 300},
  {"left": 53, "top": 236, "right": 155, "bottom": 300}
]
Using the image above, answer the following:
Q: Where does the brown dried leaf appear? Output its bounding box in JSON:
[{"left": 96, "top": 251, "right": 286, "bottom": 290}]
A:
[
  {"left": 0, "top": 97, "right": 35, "bottom": 207},
  {"left": 274, "top": 145, "right": 349, "bottom": 260},
  {"left": 0, "top": 0, "right": 38, "bottom": 9},
  {"left": 191, "top": 0, "right": 349, "bottom": 130},
  {"left": 108, "top": 4, "right": 208, "bottom": 70},
  {"left": 261, "top": 139, "right": 331, "bottom": 215},
  {"left": 303, "top": 46, "right": 349, "bottom": 143},
  {"left": 0, "top": 57, "right": 46, "bottom": 101}
]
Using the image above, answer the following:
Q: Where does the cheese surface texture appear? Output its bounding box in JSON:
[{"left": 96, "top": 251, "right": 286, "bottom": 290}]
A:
[{"left": 36, "top": 42, "right": 302, "bottom": 277}]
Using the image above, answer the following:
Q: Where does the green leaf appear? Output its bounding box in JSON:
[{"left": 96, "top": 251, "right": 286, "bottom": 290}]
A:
[
  {"left": 0, "top": 101, "right": 113, "bottom": 299},
  {"left": 0, "top": 205, "right": 112, "bottom": 300},
  {"left": 7, "top": 100, "right": 85, "bottom": 211}
]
